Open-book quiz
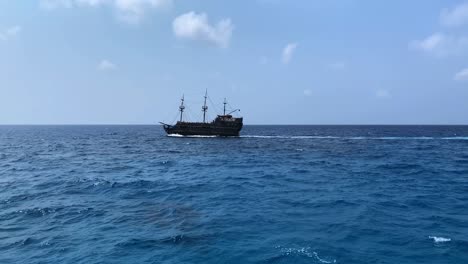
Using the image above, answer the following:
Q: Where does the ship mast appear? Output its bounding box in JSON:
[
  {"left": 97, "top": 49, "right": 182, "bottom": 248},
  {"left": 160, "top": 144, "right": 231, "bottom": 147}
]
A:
[
  {"left": 202, "top": 89, "right": 208, "bottom": 123},
  {"left": 179, "top": 94, "right": 185, "bottom": 122},
  {"left": 223, "top": 98, "right": 227, "bottom": 115}
]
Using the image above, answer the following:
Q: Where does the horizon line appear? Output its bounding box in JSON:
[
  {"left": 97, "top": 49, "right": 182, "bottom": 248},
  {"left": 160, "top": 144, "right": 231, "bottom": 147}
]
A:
[{"left": 1, "top": 124, "right": 468, "bottom": 126}]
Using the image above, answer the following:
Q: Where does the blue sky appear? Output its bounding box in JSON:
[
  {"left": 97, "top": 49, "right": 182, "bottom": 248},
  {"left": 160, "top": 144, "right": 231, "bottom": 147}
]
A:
[{"left": 0, "top": 0, "right": 467, "bottom": 124}]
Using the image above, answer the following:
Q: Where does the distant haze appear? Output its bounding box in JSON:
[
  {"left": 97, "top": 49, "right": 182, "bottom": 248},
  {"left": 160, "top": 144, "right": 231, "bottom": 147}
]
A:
[{"left": 1, "top": 1, "right": 468, "bottom": 124}]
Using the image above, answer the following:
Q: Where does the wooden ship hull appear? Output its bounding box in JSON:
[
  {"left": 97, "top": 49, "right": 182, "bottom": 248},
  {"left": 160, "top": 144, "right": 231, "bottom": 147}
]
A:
[{"left": 162, "top": 118, "right": 243, "bottom": 137}]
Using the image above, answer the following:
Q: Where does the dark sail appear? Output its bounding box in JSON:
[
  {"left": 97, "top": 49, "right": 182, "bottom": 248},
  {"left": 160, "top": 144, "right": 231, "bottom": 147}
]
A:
[{"left": 161, "top": 92, "right": 243, "bottom": 137}]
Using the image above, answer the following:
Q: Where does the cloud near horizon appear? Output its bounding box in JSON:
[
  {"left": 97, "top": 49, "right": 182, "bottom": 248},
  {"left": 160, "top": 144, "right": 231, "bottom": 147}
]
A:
[{"left": 172, "top": 11, "right": 234, "bottom": 48}]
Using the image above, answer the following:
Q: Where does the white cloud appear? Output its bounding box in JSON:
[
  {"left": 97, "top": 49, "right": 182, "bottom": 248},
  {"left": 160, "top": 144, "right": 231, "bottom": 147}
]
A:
[
  {"left": 409, "top": 33, "right": 468, "bottom": 57},
  {"left": 40, "top": 0, "right": 172, "bottom": 23},
  {"left": 282, "top": 43, "right": 297, "bottom": 64},
  {"left": 97, "top": 59, "right": 116, "bottom": 71},
  {"left": 303, "top": 89, "right": 312, "bottom": 97},
  {"left": 114, "top": 0, "right": 172, "bottom": 24},
  {"left": 376, "top": 89, "right": 391, "bottom": 99},
  {"left": 454, "top": 68, "right": 468, "bottom": 81},
  {"left": 172, "top": 11, "right": 233, "bottom": 48},
  {"left": 329, "top": 61, "right": 345, "bottom": 70},
  {"left": 410, "top": 3, "right": 468, "bottom": 57},
  {"left": 440, "top": 2, "right": 468, "bottom": 27},
  {"left": 76, "top": 0, "right": 109, "bottom": 6},
  {"left": 7, "top": 26, "right": 22, "bottom": 36},
  {"left": 410, "top": 33, "right": 445, "bottom": 52},
  {"left": 0, "top": 26, "right": 21, "bottom": 41}
]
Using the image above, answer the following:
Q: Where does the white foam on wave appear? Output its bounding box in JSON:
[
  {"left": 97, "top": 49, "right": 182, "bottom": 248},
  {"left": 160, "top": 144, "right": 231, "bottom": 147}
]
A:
[
  {"left": 167, "top": 134, "right": 217, "bottom": 138},
  {"left": 240, "top": 135, "right": 468, "bottom": 140},
  {"left": 167, "top": 134, "right": 184, "bottom": 137},
  {"left": 429, "top": 236, "right": 451, "bottom": 243},
  {"left": 348, "top": 136, "right": 366, "bottom": 139},
  {"left": 241, "top": 135, "right": 339, "bottom": 139},
  {"left": 240, "top": 135, "right": 282, "bottom": 139},
  {"left": 279, "top": 247, "right": 336, "bottom": 263},
  {"left": 40, "top": 240, "right": 51, "bottom": 247},
  {"left": 313, "top": 251, "right": 337, "bottom": 263},
  {"left": 377, "top": 136, "right": 434, "bottom": 140},
  {"left": 167, "top": 133, "right": 468, "bottom": 140}
]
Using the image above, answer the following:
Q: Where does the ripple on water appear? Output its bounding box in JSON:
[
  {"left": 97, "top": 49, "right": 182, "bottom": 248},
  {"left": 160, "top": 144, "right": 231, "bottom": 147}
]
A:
[{"left": 265, "top": 246, "right": 337, "bottom": 263}]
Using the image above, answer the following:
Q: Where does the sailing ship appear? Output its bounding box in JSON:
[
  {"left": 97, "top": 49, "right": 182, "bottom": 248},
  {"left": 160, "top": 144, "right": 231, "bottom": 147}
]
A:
[{"left": 160, "top": 91, "right": 243, "bottom": 137}]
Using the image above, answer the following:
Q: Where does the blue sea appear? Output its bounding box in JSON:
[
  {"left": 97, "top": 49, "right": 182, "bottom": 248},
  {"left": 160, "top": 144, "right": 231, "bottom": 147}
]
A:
[{"left": 1, "top": 125, "right": 468, "bottom": 264}]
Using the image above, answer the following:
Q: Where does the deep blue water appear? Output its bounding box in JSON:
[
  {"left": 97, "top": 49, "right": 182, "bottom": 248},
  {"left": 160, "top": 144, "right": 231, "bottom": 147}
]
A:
[{"left": 1, "top": 125, "right": 468, "bottom": 264}]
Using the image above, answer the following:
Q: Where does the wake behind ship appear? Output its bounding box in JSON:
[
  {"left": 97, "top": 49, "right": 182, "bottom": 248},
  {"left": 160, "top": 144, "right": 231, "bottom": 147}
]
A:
[{"left": 160, "top": 91, "right": 243, "bottom": 137}]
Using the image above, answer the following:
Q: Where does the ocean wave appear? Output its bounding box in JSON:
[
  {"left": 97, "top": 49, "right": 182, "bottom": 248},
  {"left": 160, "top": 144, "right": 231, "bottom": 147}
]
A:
[
  {"left": 166, "top": 133, "right": 468, "bottom": 140},
  {"left": 375, "top": 136, "right": 434, "bottom": 140},
  {"left": 429, "top": 236, "right": 451, "bottom": 243},
  {"left": 116, "top": 234, "right": 211, "bottom": 249},
  {"left": 167, "top": 134, "right": 218, "bottom": 138},
  {"left": 15, "top": 207, "right": 59, "bottom": 217},
  {"left": 278, "top": 247, "right": 337, "bottom": 263},
  {"left": 2, "top": 125, "right": 468, "bottom": 263},
  {"left": 40, "top": 240, "right": 52, "bottom": 247},
  {"left": 241, "top": 135, "right": 468, "bottom": 140},
  {"left": 441, "top": 137, "right": 468, "bottom": 140},
  {"left": 4, "top": 237, "right": 36, "bottom": 249},
  {"left": 241, "top": 135, "right": 340, "bottom": 139}
]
